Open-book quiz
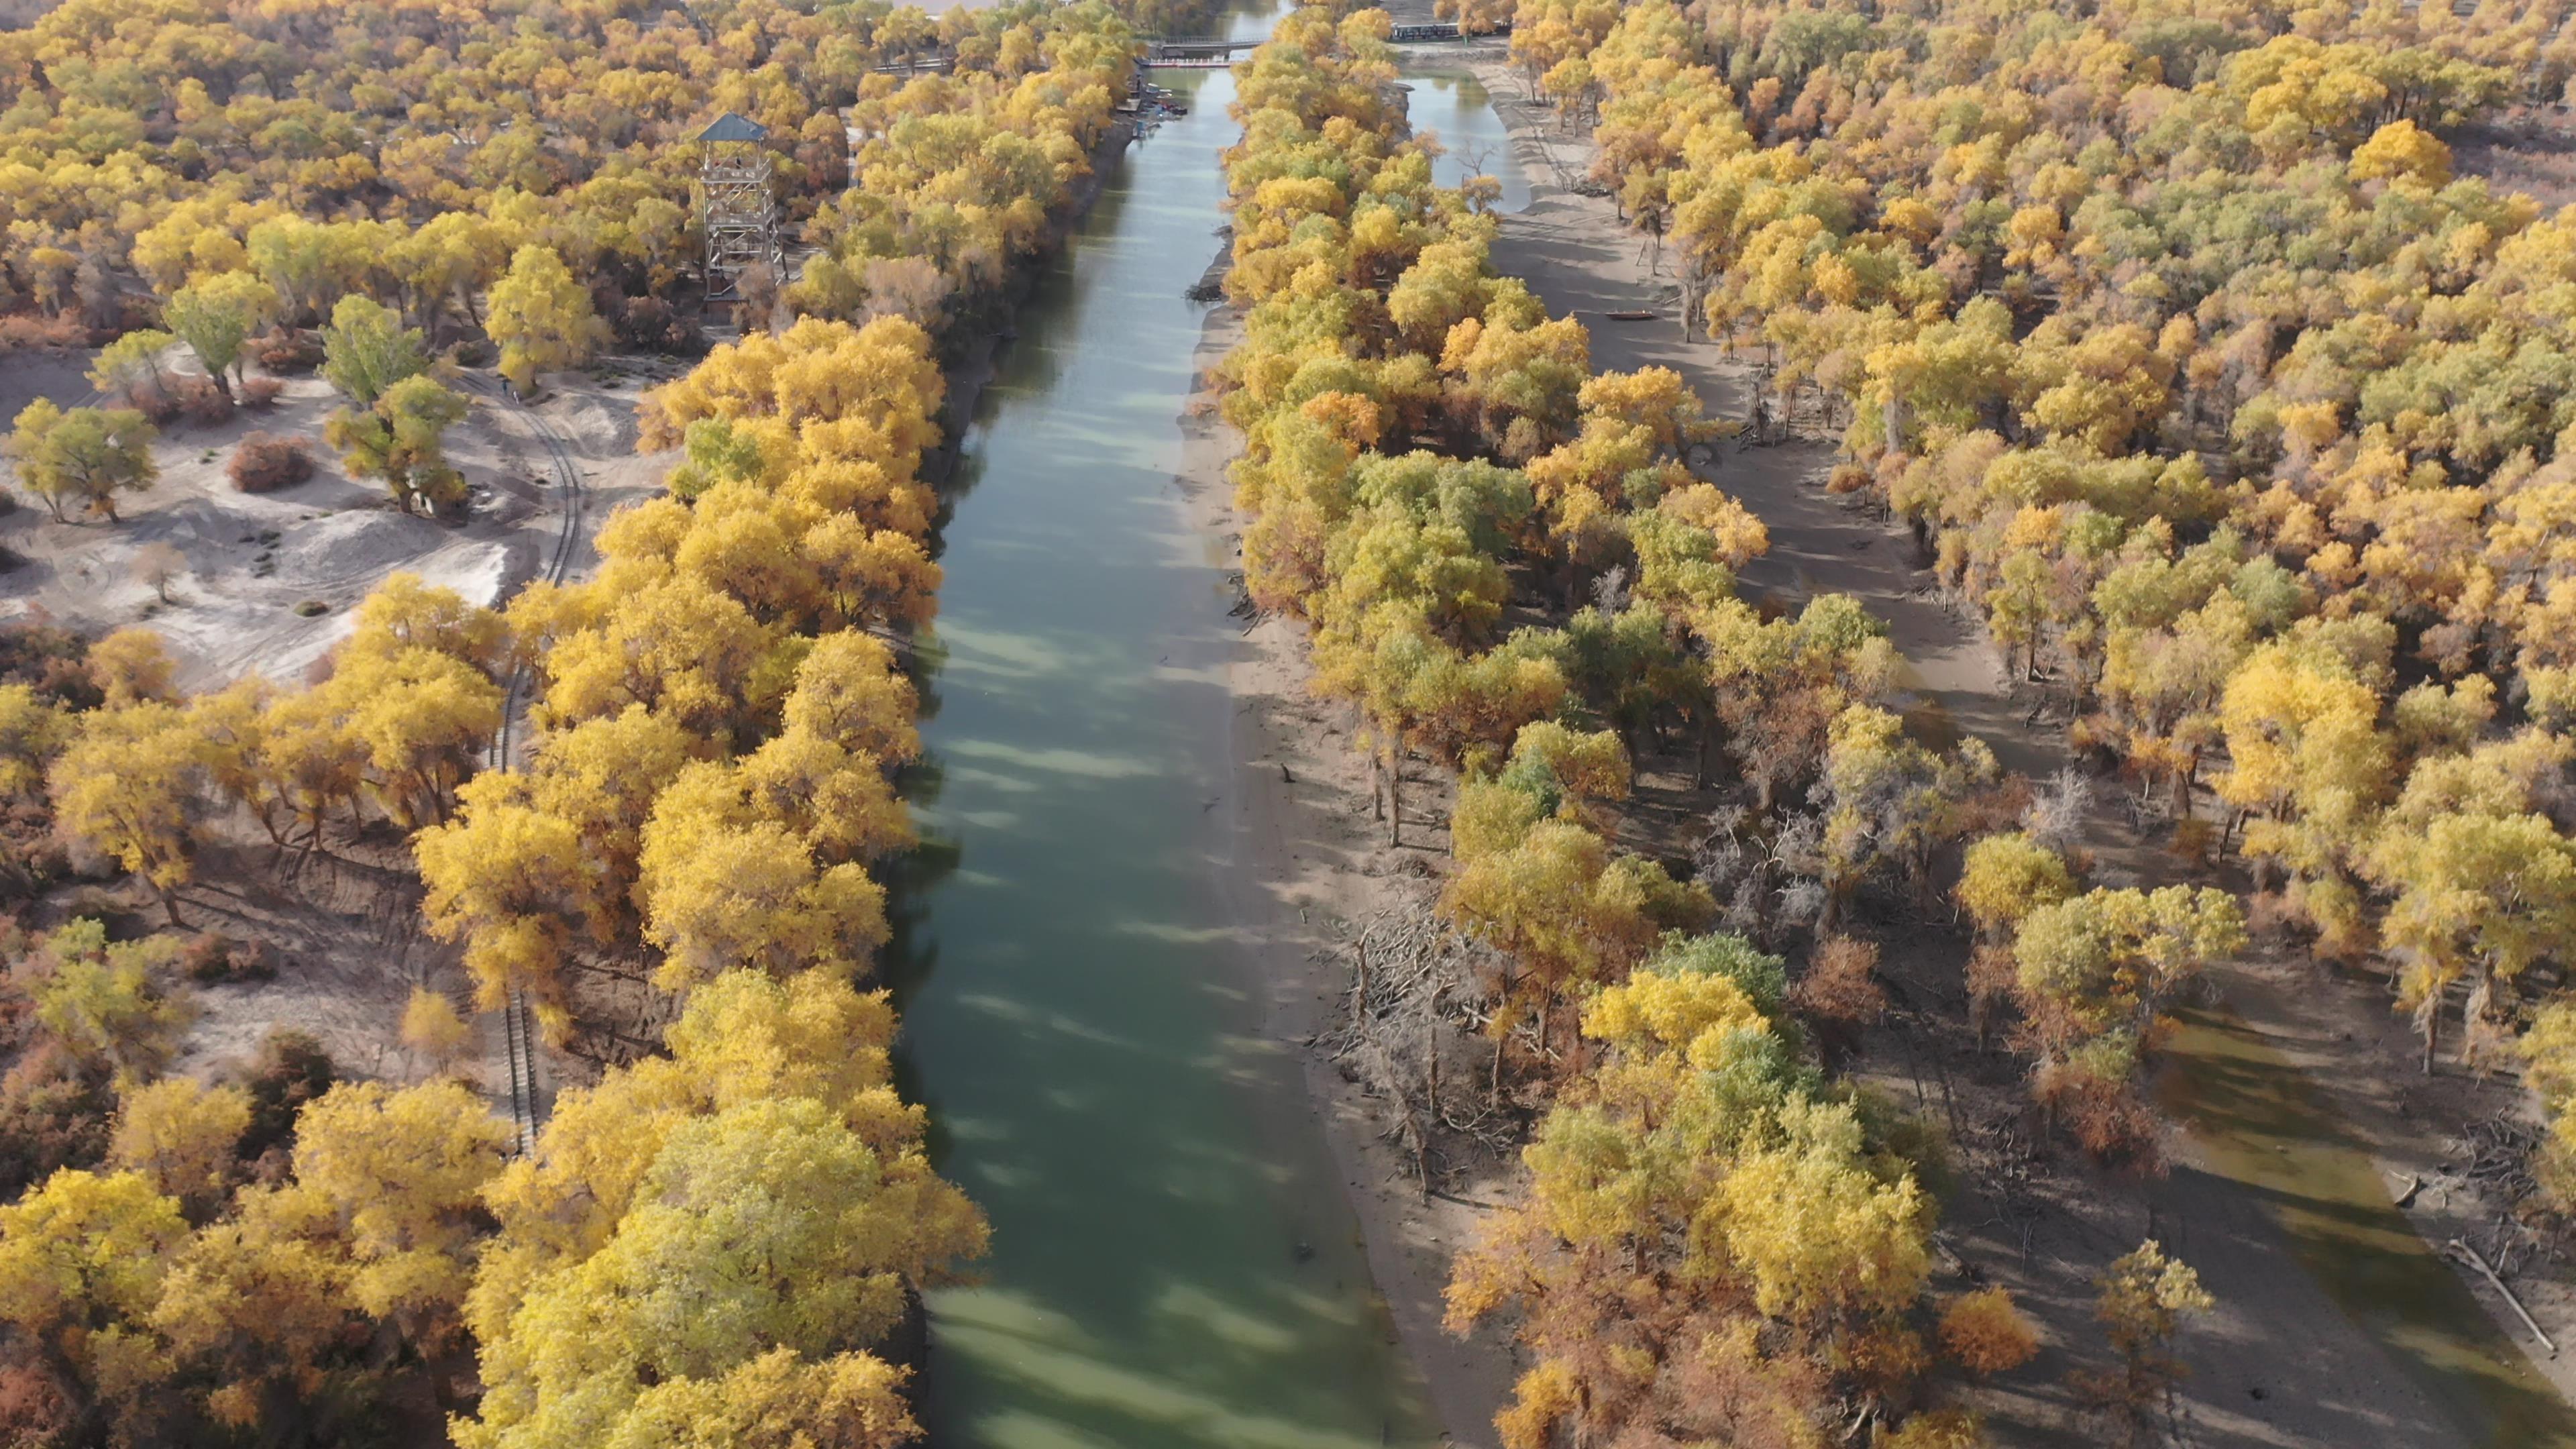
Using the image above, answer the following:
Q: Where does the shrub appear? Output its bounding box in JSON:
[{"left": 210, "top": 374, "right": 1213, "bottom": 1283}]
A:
[
  {"left": 292, "top": 598, "right": 329, "bottom": 618},
  {"left": 0, "top": 1360, "right": 73, "bottom": 1446},
  {"left": 616, "top": 294, "right": 700, "bottom": 354},
  {"left": 0, "top": 624, "right": 100, "bottom": 706},
  {"left": 119, "top": 376, "right": 182, "bottom": 425},
  {"left": 0, "top": 314, "right": 84, "bottom": 353},
  {"left": 229, "top": 433, "right": 313, "bottom": 493},
  {"left": 1792, "top": 933, "right": 1887, "bottom": 1071},
  {"left": 1878, "top": 1409, "right": 1984, "bottom": 1449},
  {"left": 240, "top": 374, "right": 283, "bottom": 408},
  {"left": 1939, "top": 1287, "right": 2040, "bottom": 1377},
  {"left": 1792, "top": 934, "right": 1886, "bottom": 1026},
  {"left": 237, "top": 1027, "right": 336, "bottom": 1166},
  {"left": 250, "top": 327, "right": 323, "bottom": 373},
  {"left": 0, "top": 1041, "right": 113, "bottom": 1199},
  {"left": 399, "top": 987, "right": 472, "bottom": 1070},
  {"left": 180, "top": 932, "right": 274, "bottom": 985},
  {"left": 0, "top": 798, "right": 69, "bottom": 906},
  {"left": 176, "top": 375, "right": 232, "bottom": 425}
]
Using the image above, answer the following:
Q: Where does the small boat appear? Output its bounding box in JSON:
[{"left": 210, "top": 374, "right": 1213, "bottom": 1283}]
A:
[{"left": 1603, "top": 309, "right": 1656, "bottom": 321}]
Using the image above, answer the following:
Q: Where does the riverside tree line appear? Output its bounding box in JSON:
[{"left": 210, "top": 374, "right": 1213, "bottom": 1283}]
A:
[
  {"left": 1214, "top": 9, "right": 2237, "bottom": 1446},
  {"left": 1231, "top": 0, "right": 2576, "bottom": 1443},
  {"left": 0, "top": 0, "right": 1202, "bottom": 1443}
]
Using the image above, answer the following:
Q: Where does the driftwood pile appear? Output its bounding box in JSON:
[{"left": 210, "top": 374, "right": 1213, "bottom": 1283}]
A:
[
  {"left": 2414, "top": 1111, "right": 2573, "bottom": 1353},
  {"left": 1314, "top": 908, "right": 1513, "bottom": 1197},
  {"left": 2457, "top": 1112, "right": 2542, "bottom": 1207}
]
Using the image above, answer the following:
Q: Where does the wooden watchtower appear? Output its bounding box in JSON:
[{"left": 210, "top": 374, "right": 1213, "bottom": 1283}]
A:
[{"left": 697, "top": 111, "right": 782, "bottom": 303}]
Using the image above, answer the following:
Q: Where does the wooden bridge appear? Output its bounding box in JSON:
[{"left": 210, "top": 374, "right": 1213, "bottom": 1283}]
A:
[
  {"left": 1389, "top": 21, "right": 1512, "bottom": 41},
  {"left": 877, "top": 31, "right": 1443, "bottom": 77},
  {"left": 1140, "top": 36, "right": 1260, "bottom": 67}
]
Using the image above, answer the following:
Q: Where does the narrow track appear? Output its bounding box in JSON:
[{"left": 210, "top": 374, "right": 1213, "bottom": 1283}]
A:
[{"left": 466, "top": 374, "right": 586, "bottom": 1155}]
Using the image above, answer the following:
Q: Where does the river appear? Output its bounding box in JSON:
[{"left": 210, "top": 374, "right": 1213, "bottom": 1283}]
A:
[
  {"left": 886, "top": 11, "right": 1455, "bottom": 1447},
  {"left": 1404, "top": 66, "right": 1531, "bottom": 213}
]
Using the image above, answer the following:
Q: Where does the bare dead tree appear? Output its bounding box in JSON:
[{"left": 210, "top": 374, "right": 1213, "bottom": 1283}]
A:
[
  {"left": 1316, "top": 908, "right": 1515, "bottom": 1195},
  {"left": 131, "top": 541, "right": 186, "bottom": 603}
]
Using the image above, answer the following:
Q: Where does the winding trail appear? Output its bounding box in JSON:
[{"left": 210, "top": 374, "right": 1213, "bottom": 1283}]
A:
[{"left": 462, "top": 372, "right": 579, "bottom": 1154}]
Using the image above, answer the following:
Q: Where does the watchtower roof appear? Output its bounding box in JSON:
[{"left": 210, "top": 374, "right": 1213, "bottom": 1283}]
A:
[{"left": 697, "top": 112, "right": 768, "bottom": 143}]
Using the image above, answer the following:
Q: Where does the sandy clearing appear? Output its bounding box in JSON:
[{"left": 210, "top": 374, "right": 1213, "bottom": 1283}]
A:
[
  {"left": 0, "top": 356, "right": 682, "bottom": 698},
  {"left": 166, "top": 836, "right": 451, "bottom": 1089},
  {"left": 0, "top": 366, "right": 543, "bottom": 690},
  {"left": 13, "top": 355, "right": 686, "bottom": 1106}
]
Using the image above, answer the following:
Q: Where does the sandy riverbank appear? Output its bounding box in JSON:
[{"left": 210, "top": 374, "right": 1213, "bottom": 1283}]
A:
[{"left": 1173, "top": 278, "right": 1520, "bottom": 1443}]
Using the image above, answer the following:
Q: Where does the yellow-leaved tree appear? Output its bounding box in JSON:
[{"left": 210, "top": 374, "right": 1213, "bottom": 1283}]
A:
[
  {"left": 486, "top": 245, "right": 608, "bottom": 394},
  {"left": 458, "top": 969, "right": 984, "bottom": 1448},
  {"left": 1446, "top": 932, "right": 1935, "bottom": 1449}
]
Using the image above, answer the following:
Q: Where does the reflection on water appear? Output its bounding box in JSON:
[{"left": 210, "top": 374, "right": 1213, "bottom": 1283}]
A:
[
  {"left": 885, "top": 10, "right": 1444, "bottom": 1448},
  {"left": 1404, "top": 66, "right": 1533, "bottom": 214}
]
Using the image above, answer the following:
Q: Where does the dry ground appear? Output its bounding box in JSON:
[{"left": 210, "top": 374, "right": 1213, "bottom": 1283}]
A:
[
  {"left": 2, "top": 351, "right": 676, "bottom": 1104},
  {"left": 0, "top": 356, "right": 672, "bottom": 692}
]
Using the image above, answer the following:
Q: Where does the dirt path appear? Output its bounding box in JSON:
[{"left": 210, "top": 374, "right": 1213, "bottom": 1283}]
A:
[
  {"left": 1455, "top": 40, "right": 2576, "bottom": 1448},
  {"left": 134, "top": 360, "right": 677, "bottom": 1126},
  {"left": 1477, "top": 79, "right": 2042, "bottom": 772},
  {"left": 459, "top": 362, "right": 676, "bottom": 1136}
]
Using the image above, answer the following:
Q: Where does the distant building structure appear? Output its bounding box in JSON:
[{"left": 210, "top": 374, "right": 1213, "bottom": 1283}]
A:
[
  {"left": 697, "top": 111, "right": 782, "bottom": 303},
  {"left": 1387, "top": 19, "right": 1511, "bottom": 41}
]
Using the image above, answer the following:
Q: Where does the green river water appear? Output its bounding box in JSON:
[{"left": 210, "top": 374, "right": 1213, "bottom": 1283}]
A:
[{"left": 883, "top": 20, "right": 1529, "bottom": 1449}]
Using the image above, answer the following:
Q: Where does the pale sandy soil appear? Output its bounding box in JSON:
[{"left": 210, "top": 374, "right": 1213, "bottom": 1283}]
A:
[
  {"left": 0, "top": 352, "right": 673, "bottom": 692},
  {"left": 6, "top": 354, "right": 675, "bottom": 1108},
  {"left": 3, "top": 364, "right": 530, "bottom": 692},
  {"left": 159, "top": 837, "right": 446, "bottom": 1085},
  {"left": 1454, "top": 38, "right": 2576, "bottom": 1448}
]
